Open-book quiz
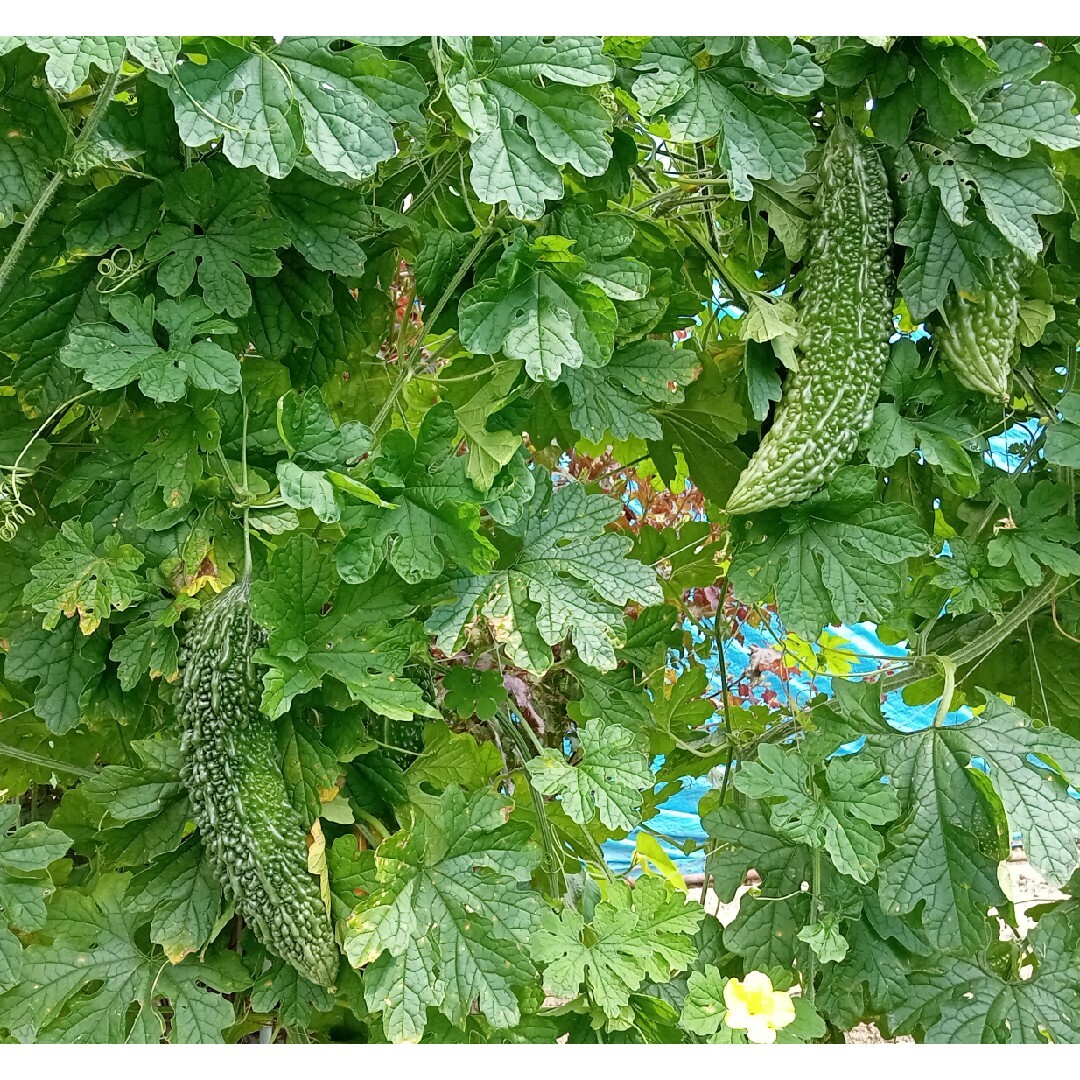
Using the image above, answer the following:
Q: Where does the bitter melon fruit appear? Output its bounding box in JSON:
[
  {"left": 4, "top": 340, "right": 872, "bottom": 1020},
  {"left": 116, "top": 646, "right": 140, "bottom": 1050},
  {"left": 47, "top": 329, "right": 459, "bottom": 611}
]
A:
[
  {"left": 934, "top": 254, "right": 1022, "bottom": 402},
  {"left": 383, "top": 717, "right": 425, "bottom": 769},
  {"left": 726, "top": 123, "right": 894, "bottom": 515},
  {"left": 177, "top": 582, "right": 339, "bottom": 987}
]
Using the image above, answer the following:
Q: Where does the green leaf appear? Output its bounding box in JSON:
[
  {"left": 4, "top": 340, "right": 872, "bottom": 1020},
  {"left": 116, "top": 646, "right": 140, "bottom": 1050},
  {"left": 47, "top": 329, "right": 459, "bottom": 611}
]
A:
[
  {"left": 832, "top": 686, "right": 1080, "bottom": 894},
  {"left": 167, "top": 37, "right": 426, "bottom": 181},
  {"left": 145, "top": 163, "right": 285, "bottom": 317},
  {"left": 730, "top": 467, "right": 929, "bottom": 639},
  {"left": 740, "top": 37, "right": 825, "bottom": 97},
  {"left": 1051, "top": 395, "right": 1080, "bottom": 465},
  {"left": 561, "top": 339, "right": 698, "bottom": 441},
  {"left": 798, "top": 916, "right": 850, "bottom": 964},
  {"left": 446, "top": 37, "right": 614, "bottom": 219},
  {"left": 733, "top": 744, "right": 900, "bottom": 885},
  {"left": 527, "top": 717, "right": 651, "bottom": 831},
  {"left": 78, "top": 740, "right": 190, "bottom": 865},
  {"left": 251, "top": 532, "right": 336, "bottom": 661},
  {"left": 0, "top": 928, "right": 20, "bottom": 994},
  {"left": 0, "top": 816, "right": 69, "bottom": 876},
  {"left": 23, "top": 520, "right": 146, "bottom": 635},
  {"left": 929, "top": 537, "right": 1017, "bottom": 616},
  {"left": 441, "top": 666, "right": 508, "bottom": 722},
  {"left": 0, "top": 47, "right": 68, "bottom": 221},
  {"left": 335, "top": 402, "right": 497, "bottom": 583},
  {"left": 345, "top": 787, "right": 544, "bottom": 1042},
  {"left": 0, "top": 874, "right": 239, "bottom": 1043},
  {"left": 890, "top": 911, "right": 1080, "bottom": 1042},
  {"left": 156, "top": 950, "right": 251, "bottom": 1044},
  {"left": 627, "top": 873, "right": 706, "bottom": 979},
  {"left": 242, "top": 257, "right": 334, "bottom": 360},
  {"left": 894, "top": 145, "right": 1010, "bottom": 320},
  {"left": 986, "top": 480, "right": 1080, "bottom": 586},
  {"left": 248, "top": 959, "right": 335, "bottom": 1029},
  {"left": 0, "top": 261, "right": 106, "bottom": 409},
  {"left": 700, "top": 801, "right": 811, "bottom": 969},
  {"left": 558, "top": 206, "right": 651, "bottom": 301},
  {"left": 4, "top": 618, "right": 106, "bottom": 734},
  {"left": 277, "top": 714, "right": 341, "bottom": 826},
  {"left": 743, "top": 340, "right": 783, "bottom": 423},
  {"left": 634, "top": 39, "right": 814, "bottom": 200},
  {"left": 966, "top": 606, "right": 1080, "bottom": 739},
  {"left": 60, "top": 293, "right": 240, "bottom": 403},
  {"left": 276, "top": 460, "right": 341, "bottom": 523},
  {"left": 968, "top": 79, "right": 1080, "bottom": 157},
  {"left": 327, "top": 832, "right": 378, "bottom": 928},
  {"left": 427, "top": 473, "right": 662, "bottom": 674},
  {"left": 109, "top": 600, "right": 183, "bottom": 690},
  {"left": 446, "top": 358, "right": 525, "bottom": 491},
  {"left": 415, "top": 228, "right": 474, "bottom": 303},
  {"left": 405, "top": 725, "right": 503, "bottom": 797},
  {"left": 269, "top": 170, "right": 369, "bottom": 276},
  {"left": 79, "top": 742, "right": 183, "bottom": 824},
  {"left": 459, "top": 235, "right": 617, "bottom": 381},
  {"left": 863, "top": 402, "right": 919, "bottom": 468},
  {"left": 532, "top": 877, "right": 701, "bottom": 1023},
  {"left": 680, "top": 965, "right": 730, "bottom": 1037},
  {"left": 252, "top": 535, "right": 435, "bottom": 721},
  {"left": 128, "top": 840, "right": 223, "bottom": 963},
  {"left": 0, "top": 36, "right": 126, "bottom": 94},
  {"left": 0, "top": 807, "right": 70, "bottom": 937},
  {"left": 933, "top": 142, "right": 1064, "bottom": 260}
]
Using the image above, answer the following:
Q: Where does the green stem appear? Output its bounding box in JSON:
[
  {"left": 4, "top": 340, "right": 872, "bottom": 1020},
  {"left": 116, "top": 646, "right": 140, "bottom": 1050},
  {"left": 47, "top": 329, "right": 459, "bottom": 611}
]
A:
[
  {"left": 0, "top": 742, "right": 96, "bottom": 779},
  {"left": 495, "top": 709, "right": 563, "bottom": 895},
  {"left": 405, "top": 153, "right": 458, "bottom": 218},
  {"left": 886, "top": 575, "right": 1061, "bottom": 693},
  {"left": 806, "top": 845, "right": 822, "bottom": 1003},
  {"left": 964, "top": 428, "right": 1046, "bottom": 543},
  {"left": 0, "top": 171, "right": 65, "bottom": 298},
  {"left": 0, "top": 62, "right": 125, "bottom": 298},
  {"left": 60, "top": 72, "right": 141, "bottom": 109},
  {"left": 352, "top": 810, "right": 390, "bottom": 847},
  {"left": 712, "top": 569, "right": 737, "bottom": 809},
  {"left": 240, "top": 395, "right": 252, "bottom": 582},
  {"left": 371, "top": 225, "right": 500, "bottom": 431},
  {"left": 932, "top": 657, "right": 957, "bottom": 728}
]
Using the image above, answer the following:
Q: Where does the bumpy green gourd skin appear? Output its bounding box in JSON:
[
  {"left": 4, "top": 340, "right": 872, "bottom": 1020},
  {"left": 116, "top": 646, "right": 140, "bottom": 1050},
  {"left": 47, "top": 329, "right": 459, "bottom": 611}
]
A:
[
  {"left": 726, "top": 124, "right": 894, "bottom": 515},
  {"left": 178, "top": 583, "right": 339, "bottom": 987},
  {"left": 383, "top": 717, "right": 425, "bottom": 769},
  {"left": 935, "top": 255, "right": 1021, "bottom": 402}
]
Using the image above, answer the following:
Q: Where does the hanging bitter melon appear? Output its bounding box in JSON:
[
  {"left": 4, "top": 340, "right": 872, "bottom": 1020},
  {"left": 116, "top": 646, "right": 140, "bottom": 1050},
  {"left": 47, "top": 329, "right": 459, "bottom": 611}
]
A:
[
  {"left": 726, "top": 123, "right": 894, "bottom": 515},
  {"left": 934, "top": 254, "right": 1022, "bottom": 402},
  {"left": 177, "top": 582, "right": 339, "bottom": 987}
]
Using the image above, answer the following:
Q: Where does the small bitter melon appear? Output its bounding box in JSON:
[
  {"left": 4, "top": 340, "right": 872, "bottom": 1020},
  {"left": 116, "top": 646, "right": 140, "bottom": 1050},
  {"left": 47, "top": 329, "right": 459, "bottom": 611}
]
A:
[
  {"left": 383, "top": 717, "right": 425, "bottom": 768},
  {"left": 177, "top": 582, "right": 339, "bottom": 987},
  {"left": 726, "top": 123, "right": 894, "bottom": 515},
  {"left": 934, "top": 254, "right": 1022, "bottom": 402}
]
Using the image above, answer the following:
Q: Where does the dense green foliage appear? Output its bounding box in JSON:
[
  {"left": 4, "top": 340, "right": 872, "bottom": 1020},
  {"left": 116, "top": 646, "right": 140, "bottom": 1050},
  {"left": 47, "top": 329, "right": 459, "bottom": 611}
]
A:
[{"left": 0, "top": 35, "right": 1079, "bottom": 1044}]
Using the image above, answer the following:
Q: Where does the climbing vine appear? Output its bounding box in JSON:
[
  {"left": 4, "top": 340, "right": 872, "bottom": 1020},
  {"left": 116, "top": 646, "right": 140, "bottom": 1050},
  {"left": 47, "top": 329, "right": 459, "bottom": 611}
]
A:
[{"left": 1, "top": 35, "right": 1080, "bottom": 1044}]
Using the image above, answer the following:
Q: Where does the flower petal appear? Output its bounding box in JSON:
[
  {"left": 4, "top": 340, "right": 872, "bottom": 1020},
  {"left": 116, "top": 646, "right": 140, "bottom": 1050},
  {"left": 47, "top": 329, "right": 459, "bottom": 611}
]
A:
[
  {"left": 742, "top": 971, "right": 774, "bottom": 996},
  {"left": 745, "top": 1015, "right": 777, "bottom": 1044}
]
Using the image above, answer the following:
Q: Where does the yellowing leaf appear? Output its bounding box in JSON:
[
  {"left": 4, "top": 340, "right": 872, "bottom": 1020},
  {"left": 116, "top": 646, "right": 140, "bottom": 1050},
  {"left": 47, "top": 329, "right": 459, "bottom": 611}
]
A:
[{"left": 23, "top": 521, "right": 147, "bottom": 635}]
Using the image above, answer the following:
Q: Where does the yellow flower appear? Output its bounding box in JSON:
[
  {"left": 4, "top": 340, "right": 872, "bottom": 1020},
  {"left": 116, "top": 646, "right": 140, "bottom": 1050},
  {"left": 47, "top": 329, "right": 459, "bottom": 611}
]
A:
[{"left": 723, "top": 972, "right": 797, "bottom": 1044}]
